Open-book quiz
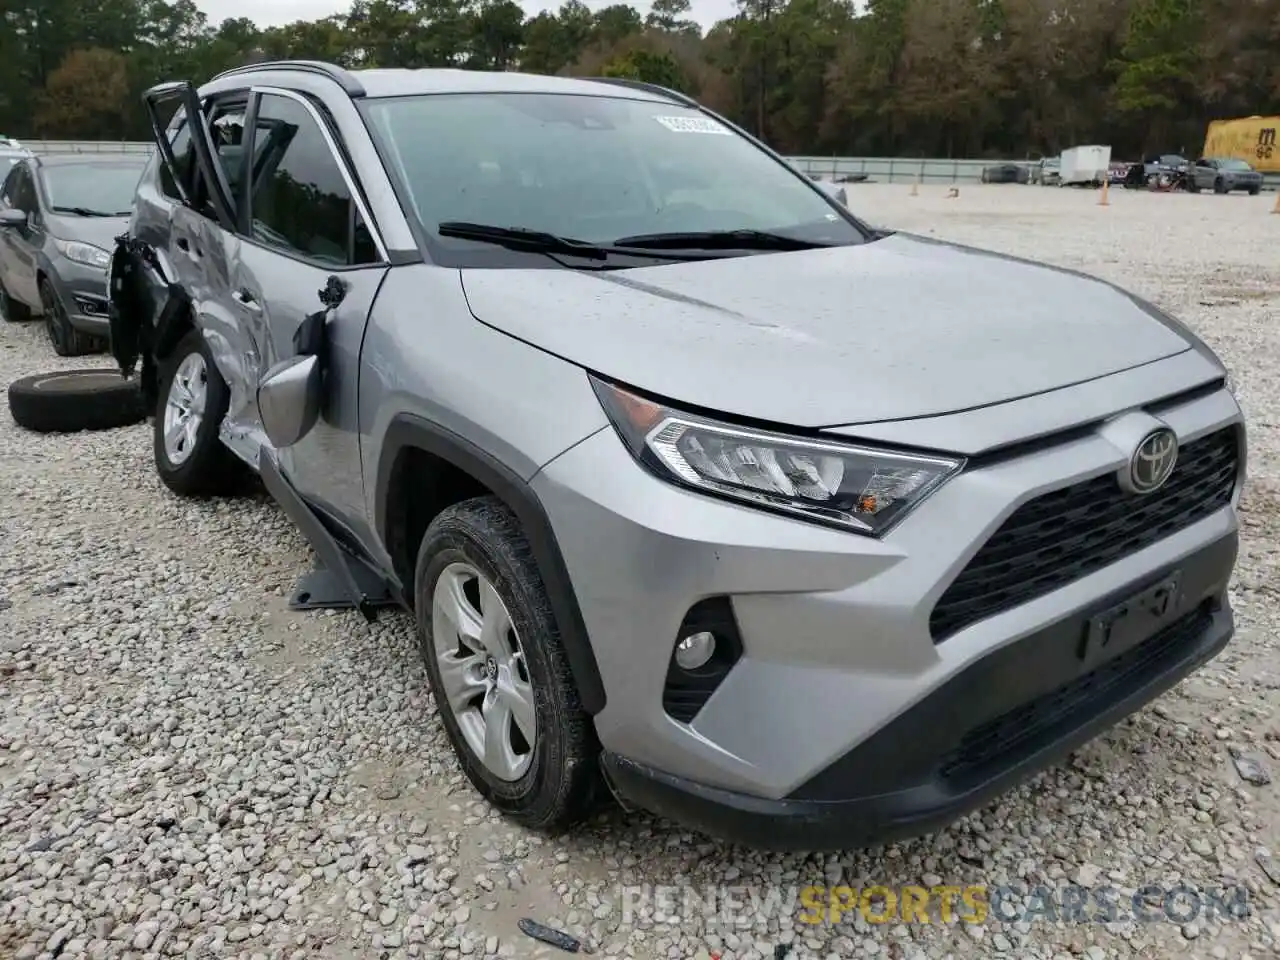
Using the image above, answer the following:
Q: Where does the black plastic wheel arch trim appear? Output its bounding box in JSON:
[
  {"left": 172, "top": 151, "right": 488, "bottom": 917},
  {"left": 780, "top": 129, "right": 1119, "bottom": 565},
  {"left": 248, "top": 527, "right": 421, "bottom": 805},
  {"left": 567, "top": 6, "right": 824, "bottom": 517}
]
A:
[{"left": 374, "top": 414, "right": 607, "bottom": 715}]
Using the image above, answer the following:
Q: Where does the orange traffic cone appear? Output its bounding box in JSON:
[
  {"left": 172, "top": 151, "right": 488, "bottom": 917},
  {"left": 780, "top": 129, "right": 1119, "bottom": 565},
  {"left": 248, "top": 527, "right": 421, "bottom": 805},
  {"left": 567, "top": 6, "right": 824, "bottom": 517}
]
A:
[
  {"left": 1098, "top": 179, "right": 1110, "bottom": 206},
  {"left": 1272, "top": 191, "right": 1279, "bottom": 214}
]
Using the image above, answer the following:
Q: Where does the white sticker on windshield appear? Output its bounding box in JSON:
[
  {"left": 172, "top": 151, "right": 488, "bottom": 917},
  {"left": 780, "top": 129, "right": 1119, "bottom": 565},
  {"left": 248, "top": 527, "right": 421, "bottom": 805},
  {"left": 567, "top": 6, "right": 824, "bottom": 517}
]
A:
[{"left": 653, "top": 115, "right": 731, "bottom": 135}]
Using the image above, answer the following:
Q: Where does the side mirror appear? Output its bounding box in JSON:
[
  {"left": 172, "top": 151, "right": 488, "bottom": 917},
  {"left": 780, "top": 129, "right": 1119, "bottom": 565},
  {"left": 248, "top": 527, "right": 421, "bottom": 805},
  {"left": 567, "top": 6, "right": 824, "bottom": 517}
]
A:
[
  {"left": 257, "top": 353, "right": 322, "bottom": 448},
  {"left": 0, "top": 209, "right": 27, "bottom": 229}
]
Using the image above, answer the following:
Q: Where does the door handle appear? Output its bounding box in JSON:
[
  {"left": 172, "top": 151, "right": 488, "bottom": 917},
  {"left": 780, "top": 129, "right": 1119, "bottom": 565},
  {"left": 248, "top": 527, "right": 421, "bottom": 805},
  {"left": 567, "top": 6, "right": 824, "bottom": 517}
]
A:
[
  {"left": 232, "top": 288, "right": 262, "bottom": 312},
  {"left": 175, "top": 236, "right": 202, "bottom": 258}
]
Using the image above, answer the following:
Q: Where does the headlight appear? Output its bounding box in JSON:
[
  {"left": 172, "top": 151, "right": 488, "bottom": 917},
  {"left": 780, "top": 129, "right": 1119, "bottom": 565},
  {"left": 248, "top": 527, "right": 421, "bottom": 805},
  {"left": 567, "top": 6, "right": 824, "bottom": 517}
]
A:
[
  {"left": 591, "top": 377, "right": 964, "bottom": 536},
  {"left": 54, "top": 239, "right": 110, "bottom": 270}
]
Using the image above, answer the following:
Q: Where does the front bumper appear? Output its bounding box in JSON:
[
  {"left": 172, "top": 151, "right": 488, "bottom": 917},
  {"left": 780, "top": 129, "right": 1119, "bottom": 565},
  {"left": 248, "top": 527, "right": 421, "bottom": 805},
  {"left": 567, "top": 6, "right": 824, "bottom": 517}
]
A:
[
  {"left": 531, "top": 379, "right": 1243, "bottom": 846},
  {"left": 1226, "top": 175, "right": 1264, "bottom": 191},
  {"left": 602, "top": 542, "right": 1233, "bottom": 851},
  {"left": 45, "top": 260, "right": 111, "bottom": 334}
]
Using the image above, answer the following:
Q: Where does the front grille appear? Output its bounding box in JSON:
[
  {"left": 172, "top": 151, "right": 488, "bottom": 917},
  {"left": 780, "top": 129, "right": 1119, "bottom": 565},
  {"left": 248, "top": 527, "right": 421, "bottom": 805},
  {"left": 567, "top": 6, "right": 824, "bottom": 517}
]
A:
[
  {"left": 939, "top": 605, "right": 1212, "bottom": 783},
  {"left": 931, "top": 426, "right": 1240, "bottom": 641}
]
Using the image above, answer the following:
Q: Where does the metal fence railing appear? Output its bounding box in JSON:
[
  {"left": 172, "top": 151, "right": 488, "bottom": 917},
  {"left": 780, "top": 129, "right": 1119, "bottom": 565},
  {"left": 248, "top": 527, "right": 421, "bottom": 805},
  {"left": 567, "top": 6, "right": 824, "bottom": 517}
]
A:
[
  {"left": 25, "top": 139, "right": 155, "bottom": 156},
  {"left": 788, "top": 155, "right": 1001, "bottom": 184},
  {"left": 21, "top": 140, "right": 1279, "bottom": 190}
]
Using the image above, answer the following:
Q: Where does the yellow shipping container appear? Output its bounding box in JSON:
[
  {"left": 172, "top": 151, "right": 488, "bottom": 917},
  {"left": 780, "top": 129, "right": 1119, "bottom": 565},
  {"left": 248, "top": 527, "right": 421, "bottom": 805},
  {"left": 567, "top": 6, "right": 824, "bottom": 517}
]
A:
[{"left": 1201, "top": 116, "right": 1280, "bottom": 173}]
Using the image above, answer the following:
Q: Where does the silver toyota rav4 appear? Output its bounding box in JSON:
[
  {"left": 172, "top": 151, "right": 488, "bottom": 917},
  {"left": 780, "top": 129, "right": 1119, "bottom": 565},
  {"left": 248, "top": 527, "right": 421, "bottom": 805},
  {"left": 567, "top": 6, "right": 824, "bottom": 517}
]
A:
[{"left": 110, "top": 61, "right": 1245, "bottom": 851}]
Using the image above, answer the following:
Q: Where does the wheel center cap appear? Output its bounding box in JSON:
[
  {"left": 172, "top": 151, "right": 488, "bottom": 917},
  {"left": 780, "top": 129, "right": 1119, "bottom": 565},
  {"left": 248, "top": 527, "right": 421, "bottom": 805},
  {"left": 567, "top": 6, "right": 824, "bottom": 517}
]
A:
[{"left": 484, "top": 657, "right": 498, "bottom": 681}]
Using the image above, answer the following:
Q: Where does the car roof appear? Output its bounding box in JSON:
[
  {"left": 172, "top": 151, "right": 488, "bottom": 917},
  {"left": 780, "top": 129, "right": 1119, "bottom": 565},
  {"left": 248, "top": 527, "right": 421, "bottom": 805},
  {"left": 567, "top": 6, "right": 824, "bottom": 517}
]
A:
[
  {"left": 208, "top": 62, "right": 678, "bottom": 104},
  {"left": 356, "top": 68, "right": 672, "bottom": 101},
  {"left": 34, "top": 153, "right": 149, "bottom": 168}
]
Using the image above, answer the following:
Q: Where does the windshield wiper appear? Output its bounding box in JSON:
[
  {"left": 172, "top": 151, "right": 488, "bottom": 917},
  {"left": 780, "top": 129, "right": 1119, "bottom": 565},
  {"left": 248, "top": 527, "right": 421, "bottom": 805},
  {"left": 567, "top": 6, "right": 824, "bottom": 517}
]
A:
[
  {"left": 437, "top": 222, "right": 711, "bottom": 262},
  {"left": 51, "top": 205, "right": 115, "bottom": 217},
  {"left": 612, "top": 229, "right": 833, "bottom": 252}
]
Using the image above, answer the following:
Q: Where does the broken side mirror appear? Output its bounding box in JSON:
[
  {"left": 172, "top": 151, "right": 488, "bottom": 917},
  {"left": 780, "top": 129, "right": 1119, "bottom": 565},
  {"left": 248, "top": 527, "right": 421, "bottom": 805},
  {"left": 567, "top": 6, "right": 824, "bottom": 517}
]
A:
[{"left": 258, "top": 353, "right": 322, "bottom": 448}]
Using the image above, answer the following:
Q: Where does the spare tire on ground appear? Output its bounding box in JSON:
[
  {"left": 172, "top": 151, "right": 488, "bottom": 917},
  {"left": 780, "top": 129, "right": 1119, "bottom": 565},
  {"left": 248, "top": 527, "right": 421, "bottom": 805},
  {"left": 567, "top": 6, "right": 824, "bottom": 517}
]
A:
[{"left": 8, "top": 369, "right": 147, "bottom": 433}]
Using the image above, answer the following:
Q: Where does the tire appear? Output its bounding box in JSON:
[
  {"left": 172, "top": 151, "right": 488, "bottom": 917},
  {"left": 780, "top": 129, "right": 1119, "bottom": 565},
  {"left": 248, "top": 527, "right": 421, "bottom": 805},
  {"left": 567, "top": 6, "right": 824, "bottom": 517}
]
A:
[
  {"left": 153, "top": 327, "right": 248, "bottom": 497},
  {"left": 1188, "top": 181, "right": 1201, "bottom": 193},
  {"left": 7, "top": 369, "right": 145, "bottom": 433},
  {"left": 1214, "top": 177, "right": 1227, "bottom": 194},
  {"left": 0, "top": 275, "right": 31, "bottom": 323},
  {"left": 415, "top": 496, "right": 600, "bottom": 832},
  {"left": 1248, "top": 185, "right": 1261, "bottom": 196},
  {"left": 40, "top": 279, "right": 97, "bottom": 357}
]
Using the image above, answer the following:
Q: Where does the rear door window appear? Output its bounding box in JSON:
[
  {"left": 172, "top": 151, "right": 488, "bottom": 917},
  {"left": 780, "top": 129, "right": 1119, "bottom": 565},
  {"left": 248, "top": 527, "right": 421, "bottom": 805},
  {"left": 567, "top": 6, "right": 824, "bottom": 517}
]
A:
[
  {"left": 157, "top": 96, "right": 249, "bottom": 227},
  {"left": 159, "top": 122, "right": 195, "bottom": 203}
]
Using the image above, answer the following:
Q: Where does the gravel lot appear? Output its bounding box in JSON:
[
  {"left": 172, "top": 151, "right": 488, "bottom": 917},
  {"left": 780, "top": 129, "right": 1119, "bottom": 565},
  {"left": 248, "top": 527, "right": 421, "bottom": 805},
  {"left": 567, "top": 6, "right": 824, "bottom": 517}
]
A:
[{"left": 2, "top": 183, "right": 1279, "bottom": 960}]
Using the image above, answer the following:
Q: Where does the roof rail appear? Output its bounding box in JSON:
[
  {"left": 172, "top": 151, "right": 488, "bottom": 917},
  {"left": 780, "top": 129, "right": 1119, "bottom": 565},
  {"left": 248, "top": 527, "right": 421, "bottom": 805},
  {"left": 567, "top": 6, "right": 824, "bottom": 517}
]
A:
[
  {"left": 212, "top": 60, "right": 365, "bottom": 97},
  {"left": 584, "top": 77, "right": 700, "bottom": 109}
]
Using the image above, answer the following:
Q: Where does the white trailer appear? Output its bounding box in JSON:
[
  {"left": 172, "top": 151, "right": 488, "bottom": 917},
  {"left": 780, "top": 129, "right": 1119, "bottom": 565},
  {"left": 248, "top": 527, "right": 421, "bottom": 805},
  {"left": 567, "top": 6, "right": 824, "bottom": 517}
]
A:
[{"left": 1059, "top": 145, "right": 1111, "bottom": 186}]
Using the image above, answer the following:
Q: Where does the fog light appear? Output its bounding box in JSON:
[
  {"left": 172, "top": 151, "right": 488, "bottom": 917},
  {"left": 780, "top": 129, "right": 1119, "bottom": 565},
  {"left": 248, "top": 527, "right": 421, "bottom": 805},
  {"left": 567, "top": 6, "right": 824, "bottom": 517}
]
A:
[{"left": 674, "top": 631, "right": 716, "bottom": 670}]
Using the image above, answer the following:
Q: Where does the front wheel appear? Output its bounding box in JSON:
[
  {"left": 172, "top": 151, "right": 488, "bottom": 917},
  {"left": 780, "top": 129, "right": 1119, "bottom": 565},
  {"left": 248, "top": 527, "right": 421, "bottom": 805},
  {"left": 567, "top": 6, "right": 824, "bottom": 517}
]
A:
[
  {"left": 415, "top": 496, "right": 600, "bottom": 832},
  {"left": 1248, "top": 185, "right": 1261, "bottom": 196},
  {"left": 154, "top": 328, "right": 249, "bottom": 497},
  {"left": 40, "top": 280, "right": 97, "bottom": 357},
  {"left": 1214, "top": 177, "right": 1227, "bottom": 194}
]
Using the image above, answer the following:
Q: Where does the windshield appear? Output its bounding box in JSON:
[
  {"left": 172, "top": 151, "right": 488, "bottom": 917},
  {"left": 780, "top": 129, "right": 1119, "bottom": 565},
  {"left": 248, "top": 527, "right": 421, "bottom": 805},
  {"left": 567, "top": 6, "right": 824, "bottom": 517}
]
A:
[
  {"left": 1218, "top": 158, "right": 1252, "bottom": 171},
  {"left": 39, "top": 161, "right": 146, "bottom": 215},
  {"left": 361, "top": 92, "right": 866, "bottom": 263}
]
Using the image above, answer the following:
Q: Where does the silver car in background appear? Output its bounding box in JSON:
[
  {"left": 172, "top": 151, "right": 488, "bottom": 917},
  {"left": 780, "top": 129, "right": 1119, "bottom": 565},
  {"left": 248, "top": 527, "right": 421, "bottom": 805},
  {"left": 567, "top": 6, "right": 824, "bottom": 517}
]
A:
[{"left": 0, "top": 153, "right": 147, "bottom": 354}]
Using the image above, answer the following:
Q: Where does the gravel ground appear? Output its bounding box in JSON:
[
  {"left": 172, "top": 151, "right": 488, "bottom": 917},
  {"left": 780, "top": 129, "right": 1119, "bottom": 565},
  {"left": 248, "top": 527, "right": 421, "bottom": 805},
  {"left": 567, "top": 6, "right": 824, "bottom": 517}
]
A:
[{"left": 2, "top": 183, "right": 1279, "bottom": 960}]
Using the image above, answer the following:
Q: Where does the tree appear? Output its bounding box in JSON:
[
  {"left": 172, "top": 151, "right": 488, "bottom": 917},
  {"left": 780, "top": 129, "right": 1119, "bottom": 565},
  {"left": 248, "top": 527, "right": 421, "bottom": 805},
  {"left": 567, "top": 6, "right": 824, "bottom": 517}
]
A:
[
  {"left": 1112, "top": 0, "right": 1205, "bottom": 149},
  {"left": 520, "top": 12, "right": 572, "bottom": 73},
  {"left": 469, "top": 0, "right": 524, "bottom": 69},
  {"left": 592, "top": 4, "right": 644, "bottom": 46},
  {"left": 645, "top": 0, "right": 700, "bottom": 36},
  {"left": 1, "top": 0, "right": 1276, "bottom": 167},
  {"left": 602, "top": 48, "right": 686, "bottom": 89},
  {"left": 36, "top": 47, "right": 130, "bottom": 139}
]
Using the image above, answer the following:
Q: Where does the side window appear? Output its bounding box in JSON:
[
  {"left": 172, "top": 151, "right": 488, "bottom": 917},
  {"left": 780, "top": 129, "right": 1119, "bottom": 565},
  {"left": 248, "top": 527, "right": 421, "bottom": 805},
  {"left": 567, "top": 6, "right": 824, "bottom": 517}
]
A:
[
  {"left": 0, "top": 164, "right": 19, "bottom": 206},
  {"left": 248, "top": 93, "right": 379, "bottom": 266},
  {"left": 159, "top": 100, "right": 247, "bottom": 225},
  {"left": 159, "top": 122, "right": 194, "bottom": 202},
  {"left": 11, "top": 167, "right": 36, "bottom": 213},
  {"left": 207, "top": 104, "right": 248, "bottom": 220}
]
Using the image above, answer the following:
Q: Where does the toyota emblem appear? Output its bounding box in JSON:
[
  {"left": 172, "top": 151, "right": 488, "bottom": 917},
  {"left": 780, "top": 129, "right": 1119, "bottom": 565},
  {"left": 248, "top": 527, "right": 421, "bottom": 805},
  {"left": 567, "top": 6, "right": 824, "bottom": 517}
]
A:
[{"left": 1122, "top": 428, "right": 1178, "bottom": 495}]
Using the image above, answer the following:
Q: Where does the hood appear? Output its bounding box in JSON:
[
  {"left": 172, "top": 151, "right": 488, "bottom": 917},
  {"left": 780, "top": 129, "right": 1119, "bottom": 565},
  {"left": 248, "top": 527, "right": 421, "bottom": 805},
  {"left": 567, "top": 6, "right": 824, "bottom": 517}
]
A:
[
  {"left": 459, "top": 233, "right": 1192, "bottom": 429},
  {"left": 47, "top": 214, "right": 130, "bottom": 252}
]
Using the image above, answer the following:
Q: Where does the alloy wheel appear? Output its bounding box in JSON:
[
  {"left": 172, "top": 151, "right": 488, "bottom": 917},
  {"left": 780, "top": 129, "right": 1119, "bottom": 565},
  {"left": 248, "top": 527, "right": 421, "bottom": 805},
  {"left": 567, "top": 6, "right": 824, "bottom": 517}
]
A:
[
  {"left": 431, "top": 561, "right": 536, "bottom": 782},
  {"left": 162, "top": 352, "right": 208, "bottom": 466}
]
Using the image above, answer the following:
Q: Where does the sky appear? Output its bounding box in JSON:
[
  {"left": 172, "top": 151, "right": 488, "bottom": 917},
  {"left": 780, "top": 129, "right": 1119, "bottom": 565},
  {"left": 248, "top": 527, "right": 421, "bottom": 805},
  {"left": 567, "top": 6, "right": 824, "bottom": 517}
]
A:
[{"left": 192, "top": 0, "right": 740, "bottom": 32}]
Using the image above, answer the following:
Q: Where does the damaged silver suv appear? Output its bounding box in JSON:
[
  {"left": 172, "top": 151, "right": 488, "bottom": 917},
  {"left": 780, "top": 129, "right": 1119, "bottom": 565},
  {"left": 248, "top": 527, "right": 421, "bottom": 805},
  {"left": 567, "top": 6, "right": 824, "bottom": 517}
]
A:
[{"left": 108, "top": 61, "right": 1246, "bottom": 851}]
